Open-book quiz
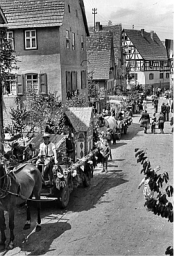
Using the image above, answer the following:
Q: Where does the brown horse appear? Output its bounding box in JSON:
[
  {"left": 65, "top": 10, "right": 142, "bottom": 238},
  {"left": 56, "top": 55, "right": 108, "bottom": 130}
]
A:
[{"left": 0, "top": 159, "right": 42, "bottom": 250}]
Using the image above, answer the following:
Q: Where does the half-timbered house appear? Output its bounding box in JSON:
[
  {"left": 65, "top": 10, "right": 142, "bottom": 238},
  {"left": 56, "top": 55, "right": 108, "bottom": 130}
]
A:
[
  {"left": 122, "top": 29, "right": 170, "bottom": 92},
  {"left": 165, "top": 39, "right": 173, "bottom": 89}
]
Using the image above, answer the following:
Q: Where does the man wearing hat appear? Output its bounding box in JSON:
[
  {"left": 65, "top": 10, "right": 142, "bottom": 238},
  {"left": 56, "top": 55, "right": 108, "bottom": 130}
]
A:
[{"left": 36, "top": 133, "right": 58, "bottom": 186}]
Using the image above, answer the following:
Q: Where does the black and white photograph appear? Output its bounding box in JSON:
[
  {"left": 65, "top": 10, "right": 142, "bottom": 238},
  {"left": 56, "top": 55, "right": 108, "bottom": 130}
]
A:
[{"left": 0, "top": 0, "right": 173, "bottom": 255}]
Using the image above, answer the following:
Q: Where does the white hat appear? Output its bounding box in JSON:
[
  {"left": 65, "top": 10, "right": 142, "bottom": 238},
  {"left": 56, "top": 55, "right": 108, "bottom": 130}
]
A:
[{"left": 43, "top": 132, "right": 50, "bottom": 138}]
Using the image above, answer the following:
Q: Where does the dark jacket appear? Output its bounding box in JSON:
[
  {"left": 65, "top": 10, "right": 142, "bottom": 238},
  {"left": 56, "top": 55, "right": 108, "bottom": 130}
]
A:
[
  {"left": 171, "top": 102, "right": 173, "bottom": 112},
  {"left": 161, "top": 104, "right": 166, "bottom": 113},
  {"left": 140, "top": 112, "right": 150, "bottom": 122}
]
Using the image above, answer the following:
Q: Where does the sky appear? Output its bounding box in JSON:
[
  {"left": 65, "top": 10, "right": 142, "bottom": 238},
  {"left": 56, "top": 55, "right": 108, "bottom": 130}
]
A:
[{"left": 83, "top": 0, "right": 173, "bottom": 41}]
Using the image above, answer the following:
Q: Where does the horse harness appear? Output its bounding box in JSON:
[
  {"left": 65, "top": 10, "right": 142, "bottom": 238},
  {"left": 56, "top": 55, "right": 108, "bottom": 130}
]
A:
[{"left": 0, "top": 164, "right": 26, "bottom": 199}]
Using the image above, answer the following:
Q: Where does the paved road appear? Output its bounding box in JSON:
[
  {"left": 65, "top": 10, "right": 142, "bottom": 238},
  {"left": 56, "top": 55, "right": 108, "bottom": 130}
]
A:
[{"left": 1, "top": 100, "right": 173, "bottom": 256}]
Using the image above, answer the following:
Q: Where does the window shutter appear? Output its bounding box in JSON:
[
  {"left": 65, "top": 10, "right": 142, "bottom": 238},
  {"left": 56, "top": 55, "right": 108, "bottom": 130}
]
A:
[
  {"left": 40, "top": 73, "right": 47, "bottom": 94},
  {"left": 16, "top": 74, "right": 24, "bottom": 95},
  {"left": 66, "top": 71, "right": 71, "bottom": 92},
  {"left": 71, "top": 71, "right": 77, "bottom": 91},
  {"left": 81, "top": 70, "right": 86, "bottom": 89}
]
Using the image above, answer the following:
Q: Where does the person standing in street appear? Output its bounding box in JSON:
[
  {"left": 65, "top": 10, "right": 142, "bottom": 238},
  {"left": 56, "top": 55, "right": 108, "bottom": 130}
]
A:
[
  {"left": 142, "top": 99, "right": 147, "bottom": 111},
  {"left": 151, "top": 113, "right": 157, "bottom": 134},
  {"left": 166, "top": 103, "right": 170, "bottom": 121},
  {"left": 158, "top": 112, "right": 165, "bottom": 134},
  {"left": 154, "top": 97, "right": 158, "bottom": 113},
  {"left": 171, "top": 99, "right": 174, "bottom": 116},
  {"left": 139, "top": 110, "right": 150, "bottom": 134},
  {"left": 161, "top": 103, "right": 166, "bottom": 121}
]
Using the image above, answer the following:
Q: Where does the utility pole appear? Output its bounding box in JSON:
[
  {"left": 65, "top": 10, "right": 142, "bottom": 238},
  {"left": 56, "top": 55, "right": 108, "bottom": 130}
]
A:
[
  {"left": 0, "top": 27, "right": 6, "bottom": 154},
  {"left": 0, "top": 79, "right": 4, "bottom": 154},
  {"left": 92, "top": 8, "right": 97, "bottom": 32}
]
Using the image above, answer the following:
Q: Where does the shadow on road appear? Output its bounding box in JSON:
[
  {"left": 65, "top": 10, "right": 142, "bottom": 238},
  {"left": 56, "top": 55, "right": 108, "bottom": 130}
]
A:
[
  {"left": 66, "top": 171, "right": 128, "bottom": 213},
  {"left": 21, "top": 221, "right": 71, "bottom": 255},
  {"left": 121, "top": 122, "right": 144, "bottom": 141}
]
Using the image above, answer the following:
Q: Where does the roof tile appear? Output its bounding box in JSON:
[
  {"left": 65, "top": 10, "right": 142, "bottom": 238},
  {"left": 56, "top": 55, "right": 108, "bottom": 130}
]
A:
[
  {"left": 124, "top": 29, "right": 168, "bottom": 61},
  {"left": 0, "top": 0, "right": 65, "bottom": 28}
]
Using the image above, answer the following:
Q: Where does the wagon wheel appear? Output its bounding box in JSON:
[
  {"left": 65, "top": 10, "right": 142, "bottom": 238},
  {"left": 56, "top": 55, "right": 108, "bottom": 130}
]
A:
[{"left": 58, "top": 185, "right": 70, "bottom": 209}]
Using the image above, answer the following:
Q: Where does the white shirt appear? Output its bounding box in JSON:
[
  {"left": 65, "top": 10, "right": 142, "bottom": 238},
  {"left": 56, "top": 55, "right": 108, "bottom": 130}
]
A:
[{"left": 39, "top": 142, "right": 56, "bottom": 157}]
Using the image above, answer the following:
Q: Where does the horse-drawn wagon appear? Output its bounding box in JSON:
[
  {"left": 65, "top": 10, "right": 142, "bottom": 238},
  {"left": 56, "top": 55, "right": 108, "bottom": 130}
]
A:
[{"left": 24, "top": 132, "right": 97, "bottom": 209}]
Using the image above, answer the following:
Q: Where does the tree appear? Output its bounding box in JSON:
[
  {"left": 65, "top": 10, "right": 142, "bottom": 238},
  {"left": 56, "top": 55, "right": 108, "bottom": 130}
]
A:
[
  {"left": 0, "top": 28, "right": 17, "bottom": 152},
  {"left": 10, "top": 91, "right": 89, "bottom": 136},
  {"left": 135, "top": 148, "right": 173, "bottom": 256}
]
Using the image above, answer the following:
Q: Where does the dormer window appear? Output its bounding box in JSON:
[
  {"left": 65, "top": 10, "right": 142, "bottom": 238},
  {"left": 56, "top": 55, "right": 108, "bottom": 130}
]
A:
[
  {"left": 68, "top": 4, "right": 70, "bottom": 13},
  {"left": 25, "top": 30, "right": 37, "bottom": 50}
]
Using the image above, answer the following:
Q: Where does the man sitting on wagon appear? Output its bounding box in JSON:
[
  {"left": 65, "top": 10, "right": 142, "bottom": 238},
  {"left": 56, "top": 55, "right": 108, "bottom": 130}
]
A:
[{"left": 36, "top": 133, "right": 58, "bottom": 186}]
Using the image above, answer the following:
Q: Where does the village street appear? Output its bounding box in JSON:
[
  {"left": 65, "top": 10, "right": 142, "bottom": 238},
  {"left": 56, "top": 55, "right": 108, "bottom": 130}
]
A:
[{"left": 1, "top": 98, "right": 173, "bottom": 256}]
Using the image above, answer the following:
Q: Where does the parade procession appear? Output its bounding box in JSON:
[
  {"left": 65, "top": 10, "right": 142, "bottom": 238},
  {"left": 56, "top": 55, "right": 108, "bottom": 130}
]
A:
[{"left": 0, "top": 0, "right": 173, "bottom": 255}]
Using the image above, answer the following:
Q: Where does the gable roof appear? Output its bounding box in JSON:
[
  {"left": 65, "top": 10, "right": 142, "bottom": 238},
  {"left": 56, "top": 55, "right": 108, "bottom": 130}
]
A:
[
  {"left": 65, "top": 107, "right": 93, "bottom": 132},
  {"left": 0, "top": 0, "right": 64, "bottom": 28},
  {"left": 0, "top": 0, "right": 89, "bottom": 34},
  {"left": 87, "top": 50, "right": 111, "bottom": 80},
  {"left": 87, "top": 31, "right": 113, "bottom": 80},
  {"left": 102, "top": 24, "right": 122, "bottom": 65},
  {"left": 124, "top": 29, "right": 168, "bottom": 61}
]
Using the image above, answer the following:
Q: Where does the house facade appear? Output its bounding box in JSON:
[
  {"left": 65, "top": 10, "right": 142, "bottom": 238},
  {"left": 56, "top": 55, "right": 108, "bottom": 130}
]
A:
[
  {"left": 165, "top": 39, "right": 173, "bottom": 90},
  {"left": 0, "top": 0, "right": 89, "bottom": 125},
  {"left": 122, "top": 29, "right": 170, "bottom": 92},
  {"left": 87, "top": 29, "right": 115, "bottom": 112}
]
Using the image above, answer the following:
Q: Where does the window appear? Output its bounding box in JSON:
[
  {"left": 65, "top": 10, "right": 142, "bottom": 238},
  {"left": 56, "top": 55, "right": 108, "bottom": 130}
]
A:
[
  {"left": 68, "top": 4, "right": 70, "bottom": 13},
  {"left": 81, "top": 70, "right": 86, "bottom": 89},
  {"left": 160, "top": 61, "right": 164, "bottom": 68},
  {"left": 71, "top": 71, "right": 77, "bottom": 92},
  {"left": 81, "top": 35, "right": 84, "bottom": 50},
  {"left": 66, "top": 30, "right": 70, "bottom": 49},
  {"left": 160, "top": 73, "right": 163, "bottom": 79},
  {"left": 7, "top": 31, "right": 14, "bottom": 50},
  {"left": 72, "top": 32, "right": 75, "bottom": 50},
  {"left": 26, "top": 74, "right": 38, "bottom": 93},
  {"left": 25, "top": 30, "right": 37, "bottom": 49},
  {"left": 4, "top": 75, "right": 16, "bottom": 95},
  {"left": 166, "top": 73, "right": 169, "bottom": 79},
  {"left": 66, "top": 71, "right": 71, "bottom": 98},
  {"left": 149, "top": 73, "right": 154, "bottom": 80}
]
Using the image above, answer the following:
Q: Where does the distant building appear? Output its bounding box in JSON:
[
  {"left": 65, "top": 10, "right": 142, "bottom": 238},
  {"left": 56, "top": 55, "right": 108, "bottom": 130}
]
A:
[
  {"left": 0, "top": 0, "right": 89, "bottom": 125},
  {"left": 87, "top": 29, "right": 115, "bottom": 112},
  {"left": 165, "top": 39, "right": 173, "bottom": 90},
  {"left": 122, "top": 29, "right": 170, "bottom": 92}
]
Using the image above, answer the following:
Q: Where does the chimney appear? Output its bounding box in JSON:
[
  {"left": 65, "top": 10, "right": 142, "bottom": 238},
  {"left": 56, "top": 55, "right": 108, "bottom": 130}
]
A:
[
  {"left": 96, "top": 22, "right": 100, "bottom": 31},
  {"left": 150, "top": 31, "right": 154, "bottom": 40},
  {"left": 141, "top": 29, "right": 144, "bottom": 37}
]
